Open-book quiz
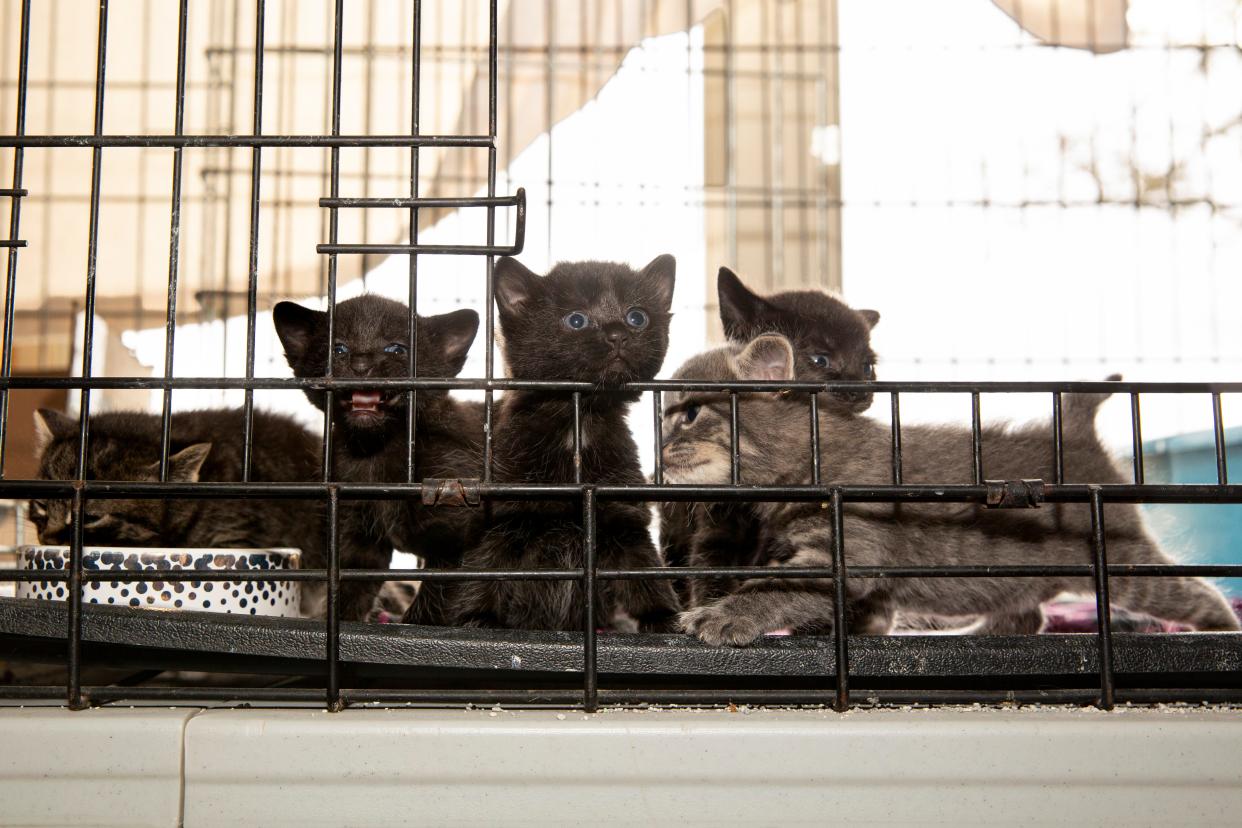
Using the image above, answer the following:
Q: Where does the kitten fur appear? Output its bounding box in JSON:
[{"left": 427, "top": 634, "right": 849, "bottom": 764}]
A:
[
  {"left": 661, "top": 267, "right": 881, "bottom": 612},
  {"left": 273, "top": 296, "right": 484, "bottom": 620},
  {"left": 404, "top": 256, "right": 682, "bottom": 631},
  {"left": 661, "top": 335, "right": 1239, "bottom": 645},
  {"left": 28, "top": 408, "right": 346, "bottom": 617},
  {"left": 717, "top": 266, "right": 880, "bottom": 413}
]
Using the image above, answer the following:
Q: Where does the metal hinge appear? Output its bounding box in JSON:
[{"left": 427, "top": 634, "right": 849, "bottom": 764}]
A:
[
  {"left": 984, "top": 479, "right": 1045, "bottom": 508},
  {"left": 420, "top": 478, "right": 482, "bottom": 507}
]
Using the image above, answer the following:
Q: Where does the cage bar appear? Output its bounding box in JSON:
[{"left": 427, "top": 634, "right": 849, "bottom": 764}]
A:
[
  {"left": 1052, "top": 392, "right": 1064, "bottom": 485},
  {"left": 0, "top": 0, "right": 30, "bottom": 480},
  {"left": 404, "top": 0, "right": 423, "bottom": 485},
  {"left": 1130, "top": 393, "right": 1144, "bottom": 484},
  {"left": 240, "top": 0, "right": 267, "bottom": 482},
  {"left": 582, "top": 487, "right": 598, "bottom": 712},
  {"left": 830, "top": 488, "right": 849, "bottom": 711},
  {"left": 729, "top": 391, "right": 740, "bottom": 484},
  {"left": 0, "top": 0, "right": 1237, "bottom": 714},
  {"left": 809, "top": 392, "right": 821, "bottom": 485},
  {"left": 970, "top": 391, "right": 983, "bottom": 484},
  {"left": 1089, "top": 487, "right": 1116, "bottom": 710},
  {"left": 651, "top": 389, "right": 664, "bottom": 485},
  {"left": 157, "top": 0, "right": 190, "bottom": 482},
  {"left": 889, "top": 392, "right": 902, "bottom": 484},
  {"left": 1211, "top": 393, "right": 1228, "bottom": 485}
]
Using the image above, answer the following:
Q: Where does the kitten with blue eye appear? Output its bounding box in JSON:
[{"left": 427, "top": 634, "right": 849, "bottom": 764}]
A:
[
  {"left": 274, "top": 296, "right": 482, "bottom": 620},
  {"left": 660, "top": 267, "right": 882, "bottom": 612},
  {"left": 403, "top": 256, "right": 682, "bottom": 631},
  {"left": 717, "top": 267, "right": 879, "bottom": 410},
  {"left": 662, "top": 335, "right": 1240, "bottom": 644}
]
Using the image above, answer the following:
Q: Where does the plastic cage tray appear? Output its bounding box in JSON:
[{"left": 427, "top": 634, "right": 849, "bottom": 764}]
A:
[{"left": 1, "top": 597, "right": 1241, "bottom": 702}]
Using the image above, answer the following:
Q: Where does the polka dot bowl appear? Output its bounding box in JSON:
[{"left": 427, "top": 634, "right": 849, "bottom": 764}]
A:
[{"left": 16, "top": 546, "right": 302, "bottom": 618}]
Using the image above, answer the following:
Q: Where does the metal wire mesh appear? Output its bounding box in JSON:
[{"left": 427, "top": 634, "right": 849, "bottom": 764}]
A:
[{"left": 0, "top": 0, "right": 1239, "bottom": 713}]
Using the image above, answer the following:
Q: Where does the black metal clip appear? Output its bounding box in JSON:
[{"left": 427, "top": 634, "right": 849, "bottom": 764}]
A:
[
  {"left": 984, "top": 479, "right": 1045, "bottom": 509},
  {"left": 421, "top": 478, "right": 482, "bottom": 508}
]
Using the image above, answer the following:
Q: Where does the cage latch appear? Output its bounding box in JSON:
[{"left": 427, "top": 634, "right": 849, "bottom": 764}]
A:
[
  {"left": 984, "top": 479, "right": 1045, "bottom": 509},
  {"left": 421, "top": 478, "right": 482, "bottom": 508}
]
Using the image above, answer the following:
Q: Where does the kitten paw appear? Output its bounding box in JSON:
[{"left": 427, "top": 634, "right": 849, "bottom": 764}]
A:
[{"left": 679, "top": 606, "right": 765, "bottom": 646}]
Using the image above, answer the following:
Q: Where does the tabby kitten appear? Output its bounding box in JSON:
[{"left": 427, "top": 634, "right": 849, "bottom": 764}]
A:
[
  {"left": 274, "top": 296, "right": 483, "bottom": 619},
  {"left": 661, "top": 267, "right": 882, "bottom": 611},
  {"left": 404, "top": 256, "right": 682, "bottom": 631},
  {"left": 29, "top": 408, "right": 339, "bottom": 615},
  {"left": 662, "top": 335, "right": 1239, "bottom": 644}
]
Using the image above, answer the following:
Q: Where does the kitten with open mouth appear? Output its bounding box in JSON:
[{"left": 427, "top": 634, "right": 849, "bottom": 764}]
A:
[{"left": 274, "top": 295, "right": 482, "bottom": 620}]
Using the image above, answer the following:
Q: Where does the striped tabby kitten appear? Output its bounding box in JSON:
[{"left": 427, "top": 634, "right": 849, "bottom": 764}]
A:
[
  {"left": 28, "top": 408, "right": 350, "bottom": 617},
  {"left": 660, "top": 267, "right": 881, "bottom": 613},
  {"left": 661, "top": 335, "right": 1239, "bottom": 645}
]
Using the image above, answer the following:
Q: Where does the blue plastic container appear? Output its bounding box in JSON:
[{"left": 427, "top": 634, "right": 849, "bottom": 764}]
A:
[{"left": 1142, "top": 427, "right": 1242, "bottom": 596}]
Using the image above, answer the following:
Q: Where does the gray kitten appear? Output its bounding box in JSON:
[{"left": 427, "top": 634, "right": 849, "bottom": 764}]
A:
[{"left": 661, "top": 335, "right": 1239, "bottom": 645}]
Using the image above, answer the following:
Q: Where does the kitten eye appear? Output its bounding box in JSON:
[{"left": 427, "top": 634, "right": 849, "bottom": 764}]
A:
[
  {"left": 683, "top": 404, "right": 700, "bottom": 424},
  {"left": 383, "top": 343, "right": 408, "bottom": 355},
  {"left": 864, "top": 362, "right": 875, "bottom": 378},
  {"left": 333, "top": 343, "right": 350, "bottom": 356},
  {"left": 563, "top": 311, "right": 590, "bottom": 331},
  {"left": 809, "top": 354, "right": 831, "bottom": 369},
  {"left": 624, "top": 308, "right": 649, "bottom": 329}
]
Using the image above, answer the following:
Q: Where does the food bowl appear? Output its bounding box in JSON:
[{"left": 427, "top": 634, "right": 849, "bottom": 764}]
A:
[{"left": 16, "top": 546, "right": 302, "bottom": 618}]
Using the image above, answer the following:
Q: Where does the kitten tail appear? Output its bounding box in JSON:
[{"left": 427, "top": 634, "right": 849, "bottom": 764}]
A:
[{"left": 1063, "top": 372, "right": 1122, "bottom": 427}]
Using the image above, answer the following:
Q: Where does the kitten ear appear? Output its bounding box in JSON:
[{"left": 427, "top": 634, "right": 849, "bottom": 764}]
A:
[
  {"left": 639, "top": 254, "right": 676, "bottom": 313},
  {"left": 424, "top": 308, "right": 479, "bottom": 376},
  {"left": 733, "top": 335, "right": 796, "bottom": 383},
  {"left": 33, "top": 409, "right": 77, "bottom": 454},
  {"left": 858, "top": 309, "right": 881, "bottom": 329},
  {"left": 493, "top": 257, "right": 542, "bottom": 318},
  {"left": 717, "top": 267, "right": 770, "bottom": 340},
  {"left": 272, "top": 301, "right": 326, "bottom": 362},
  {"left": 163, "top": 443, "right": 212, "bottom": 483}
]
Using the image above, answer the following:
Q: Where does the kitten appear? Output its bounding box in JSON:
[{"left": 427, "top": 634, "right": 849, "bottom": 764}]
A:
[
  {"left": 661, "top": 267, "right": 881, "bottom": 612},
  {"left": 405, "top": 256, "right": 682, "bottom": 631},
  {"left": 28, "top": 408, "right": 340, "bottom": 615},
  {"left": 717, "top": 266, "right": 880, "bottom": 413},
  {"left": 273, "top": 296, "right": 483, "bottom": 620},
  {"left": 661, "top": 335, "right": 1239, "bottom": 645}
]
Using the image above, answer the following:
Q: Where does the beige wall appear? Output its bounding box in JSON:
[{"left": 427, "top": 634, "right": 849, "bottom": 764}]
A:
[{"left": 703, "top": 1, "right": 842, "bottom": 342}]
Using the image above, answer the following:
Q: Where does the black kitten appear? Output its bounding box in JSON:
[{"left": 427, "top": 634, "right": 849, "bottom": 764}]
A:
[
  {"left": 405, "top": 256, "right": 682, "bottom": 631},
  {"left": 273, "top": 296, "right": 483, "bottom": 618},
  {"left": 273, "top": 296, "right": 479, "bottom": 462},
  {"left": 717, "top": 266, "right": 879, "bottom": 414},
  {"left": 662, "top": 267, "right": 882, "bottom": 611},
  {"left": 30, "top": 408, "right": 337, "bottom": 615}
]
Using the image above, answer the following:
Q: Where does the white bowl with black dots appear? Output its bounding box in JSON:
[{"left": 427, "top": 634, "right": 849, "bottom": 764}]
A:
[{"left": 16, "top": 546, "right": 302, "bottom": 618}]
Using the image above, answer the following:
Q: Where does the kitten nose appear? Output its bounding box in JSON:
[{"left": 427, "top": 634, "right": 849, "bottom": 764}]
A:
[
  {"left": 604, "top": 325, "right": 629, "bottom": 347},
  {"left": 349, "top": 355, "right": 375, "bottom": 375}
]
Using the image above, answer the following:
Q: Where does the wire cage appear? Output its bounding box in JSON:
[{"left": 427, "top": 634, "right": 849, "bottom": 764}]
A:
[{"left": 0, "top": 0, "right": 1240, "bottom": 713}]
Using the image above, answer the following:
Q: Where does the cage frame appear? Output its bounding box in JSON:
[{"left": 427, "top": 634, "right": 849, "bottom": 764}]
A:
[{"left": 0, "top": 0, "right": 1240, "bottom": 715}]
